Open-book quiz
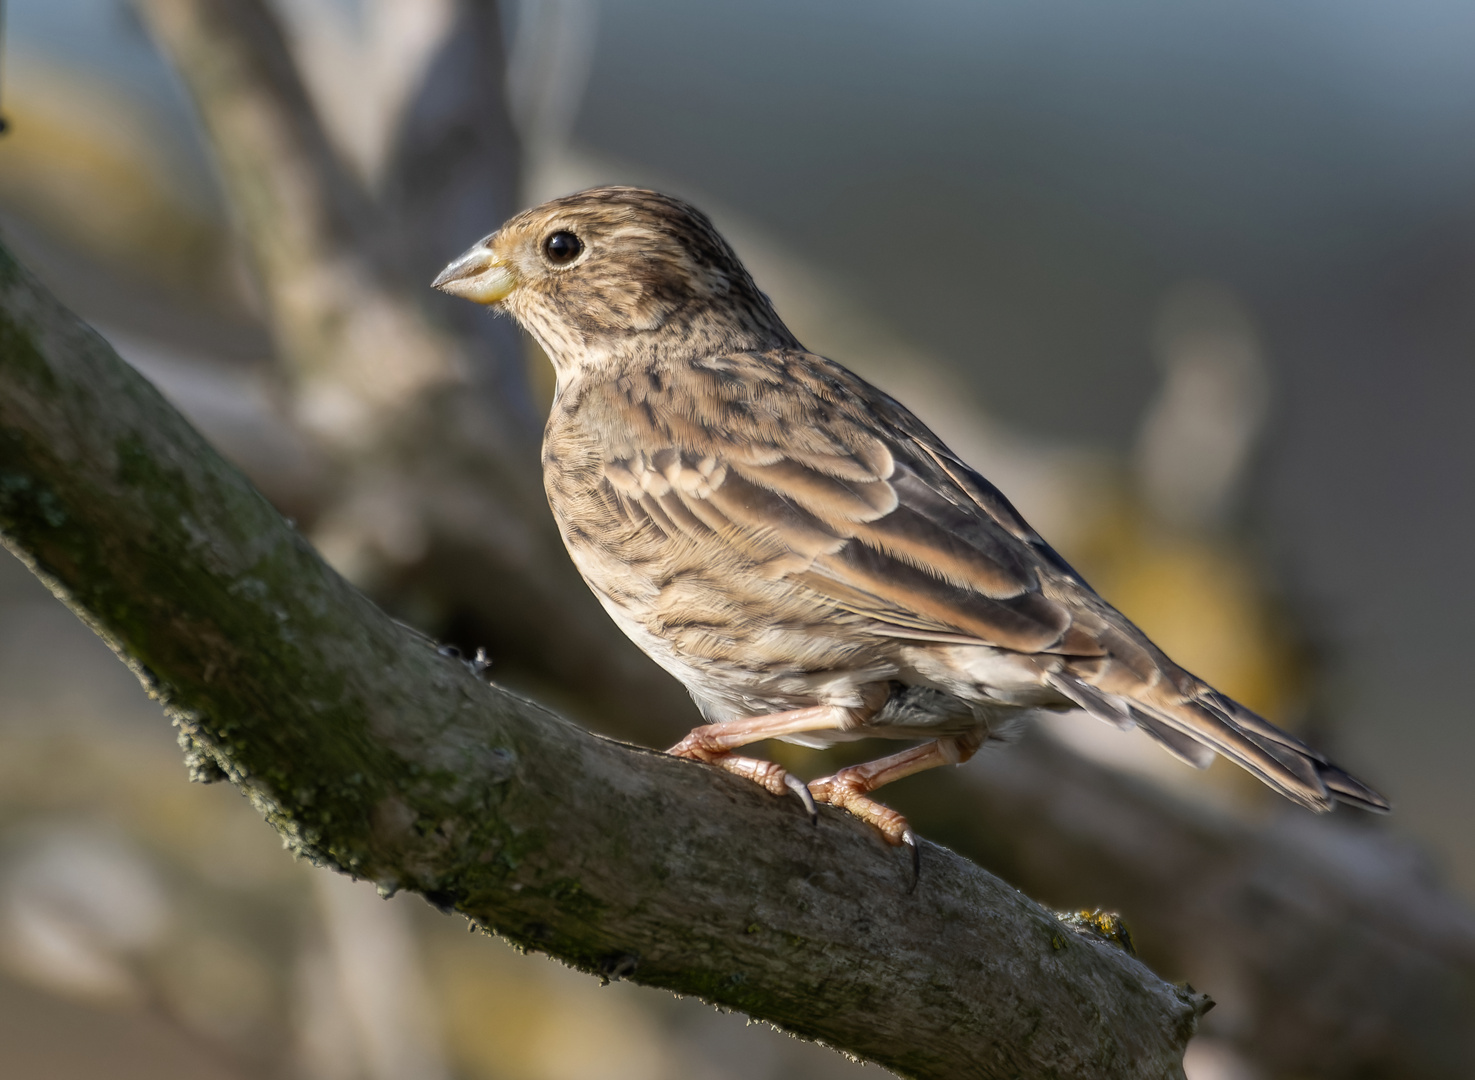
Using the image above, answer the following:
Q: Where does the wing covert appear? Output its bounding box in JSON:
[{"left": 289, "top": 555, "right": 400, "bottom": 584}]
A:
[{"left": 596, "top": 354, "right": 1085, "bottom": 655}]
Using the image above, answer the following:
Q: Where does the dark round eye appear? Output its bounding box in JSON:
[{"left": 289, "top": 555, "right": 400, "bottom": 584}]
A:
[{"left": 543, "top": 230, "right": 583, "bottom": 265}]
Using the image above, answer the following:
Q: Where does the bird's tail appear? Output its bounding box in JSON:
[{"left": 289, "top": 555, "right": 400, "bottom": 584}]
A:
[{"left": 1046, "top": 671, "right": 1389, "bottom": 813}]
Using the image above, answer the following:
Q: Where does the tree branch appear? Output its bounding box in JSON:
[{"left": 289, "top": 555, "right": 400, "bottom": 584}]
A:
[{"left": 0, "top": 239, "right": 1205, "bottom": 1076}]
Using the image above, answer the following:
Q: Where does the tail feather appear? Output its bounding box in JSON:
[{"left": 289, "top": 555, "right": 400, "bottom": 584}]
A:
[
  {"left": 1320, "top": 765, "right": 1392, "bottom": 813},
  {"left": 1047, "top": 672, "right": 1389, "bottom": 814},
  {"left": 1201, "top": 690, "right": 1322, "bottom": 759},
  {"left": 1200, "top": 691, "right": 1389, "bottom": 812},
  {"left": 1044, "top": 672, "right": 1133, "bottom": 729},
  {"left": 1139, "top": 696, "right": 1334, "bottom": 811},
  {"left": 1127, "top": 707, "right": 1215, "bottom": 769}
]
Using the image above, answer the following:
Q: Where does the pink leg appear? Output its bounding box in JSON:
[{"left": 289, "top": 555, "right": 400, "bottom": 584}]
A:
[
  {"left": 667, "top": 705, "right": 855, "bottom": 818},
  {"left": 667, "top": 704, "right": 854, "bottom": 759},
  {"left": 808, "top": 732, "right": 985, "bottom": 846}
]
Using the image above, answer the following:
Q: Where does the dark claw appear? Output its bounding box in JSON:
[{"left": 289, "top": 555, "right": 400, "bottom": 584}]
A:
[
  {"left": 784, "top": 773, "right": 818, "bottom": 824},
  {"left": 902, "top": 828, "right": 920, "bottom": 893}
]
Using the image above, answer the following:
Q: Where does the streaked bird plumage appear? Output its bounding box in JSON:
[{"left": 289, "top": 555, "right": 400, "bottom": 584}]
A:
[{"left": 435, "top": 186, "right": 1387, "bottom": 859}]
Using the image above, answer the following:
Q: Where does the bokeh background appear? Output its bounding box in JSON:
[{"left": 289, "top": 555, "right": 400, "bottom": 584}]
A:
[{"left": 1, "top": 1, "right": 1473, "bottom": 1078}]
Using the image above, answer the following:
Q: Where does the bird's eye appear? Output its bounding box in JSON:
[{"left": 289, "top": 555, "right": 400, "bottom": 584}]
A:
[{"left": 543, "top": 230, "right": 583, "bottom": 265}]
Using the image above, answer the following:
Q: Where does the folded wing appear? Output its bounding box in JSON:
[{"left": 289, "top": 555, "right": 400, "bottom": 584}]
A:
[{"left": 599, "top": 349, "right": 1387, "bottom": 813}]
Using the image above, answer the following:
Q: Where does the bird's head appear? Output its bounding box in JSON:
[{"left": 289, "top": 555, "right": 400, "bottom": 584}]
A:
[{"left": 433, "top": 186, "right": 796, "bottom": 375}]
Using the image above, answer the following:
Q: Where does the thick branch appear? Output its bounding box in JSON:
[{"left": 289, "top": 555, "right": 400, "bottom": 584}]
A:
[
  {"left": 133, "top": 0, "right": 380, "bottom": 381},
  {"left": 0, "top": 239, "right": 1203, "bottom": 1076}
]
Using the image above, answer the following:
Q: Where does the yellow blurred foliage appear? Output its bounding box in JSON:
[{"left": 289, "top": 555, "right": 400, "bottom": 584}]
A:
[
  {"left": 429, "top": 928, "right": 681, "bottom": 1080},
  {"left": 0, "top": 56, "right": 228, "bottom": 298},
  {"left": 1077, "top": 502, "right": 1308, "bottom": 725}
]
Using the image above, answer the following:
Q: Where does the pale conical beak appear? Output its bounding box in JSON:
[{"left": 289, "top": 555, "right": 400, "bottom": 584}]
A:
[{"left": 432, "top": 242, "right": 519, "bottom": 304}]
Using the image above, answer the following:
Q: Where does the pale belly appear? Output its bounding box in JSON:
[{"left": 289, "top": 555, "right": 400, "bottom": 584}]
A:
[{"left": 580, "top": 554, "right": 1057, "bottom": 748}]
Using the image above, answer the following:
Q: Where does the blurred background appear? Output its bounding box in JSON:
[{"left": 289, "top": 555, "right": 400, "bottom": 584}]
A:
[{"left": 1, "top": 1, "right": 1473, "bottom": 1078}]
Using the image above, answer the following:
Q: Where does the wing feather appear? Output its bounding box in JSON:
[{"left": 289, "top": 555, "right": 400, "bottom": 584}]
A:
[
  {"left": 601, "top": 356, "right": 1084, "bottom": 652},
  {"left": 578, "top": 348, "right": 1387, "bottom": 813}
]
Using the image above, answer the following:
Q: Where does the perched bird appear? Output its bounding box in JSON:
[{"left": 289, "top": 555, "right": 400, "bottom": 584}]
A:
[{"left": 434, "top": 186, "right": 1388, "bottom": 871}]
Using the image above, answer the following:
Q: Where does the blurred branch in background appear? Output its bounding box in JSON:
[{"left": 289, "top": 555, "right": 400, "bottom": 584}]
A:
[
  {"left": 133, "top": 0, "right": 695, "bottom": 740},
  {"left": 0, "top": 1, "right": 1471, "bottom": 1078},
  {"left": 1136, "top": 284, "right": 1271, "bottom": 535},
  {"left": 301, "top": 873, "right": 451, "bottom": 1080},
  {"left": 0, "top": 242, "right": 1207, "bottom": 1080}
]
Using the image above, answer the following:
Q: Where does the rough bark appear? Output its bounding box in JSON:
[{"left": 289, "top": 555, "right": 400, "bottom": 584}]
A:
[{"left": 0, "top": 229, "right": 1205, "bottom": 1077}]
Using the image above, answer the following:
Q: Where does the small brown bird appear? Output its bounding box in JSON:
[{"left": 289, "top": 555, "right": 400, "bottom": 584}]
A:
[{"left": 434, "top": 186, "right": 1387, "bottom": 871}]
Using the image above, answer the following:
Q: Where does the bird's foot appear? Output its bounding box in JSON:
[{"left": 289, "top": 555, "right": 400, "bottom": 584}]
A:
[
  {"left": 902, "top": 828, "right": 919, "bottom": 893},
  {"left": 667, "top": 725, "right": 738, "bottom": 762},
  {"left": 668, "top": 736, "right": 817, "bottom": 821},
  {"left": 784, "top": 772, "right": 820, "bottom": 824},
  {"left": 807, "top": 772, "right": 911, "bottom": 845},
  {"left": 808, "top": 772, "right": 920, "bottom": 889}
]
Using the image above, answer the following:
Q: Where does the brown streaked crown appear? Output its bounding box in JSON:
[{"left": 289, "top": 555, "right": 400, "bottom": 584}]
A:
[{"left": 481, "top": 187, "right": 798, "bottom": 373}]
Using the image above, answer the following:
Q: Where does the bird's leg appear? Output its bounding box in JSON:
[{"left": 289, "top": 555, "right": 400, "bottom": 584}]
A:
[
  {"left": 668, "top": 705, "right": 855, "bottom": 820},
  {"left": 808, "top": 731, "right": 985, "bottom": 846},
  {"left": 810, "top": 732, "right": 985, "bottom": 889},
  {"left": 668, "top": 704, "right": 854, "bottom": 760},
  {"left": 704, "top": 755, "right": 819, "bottom": 822}
]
